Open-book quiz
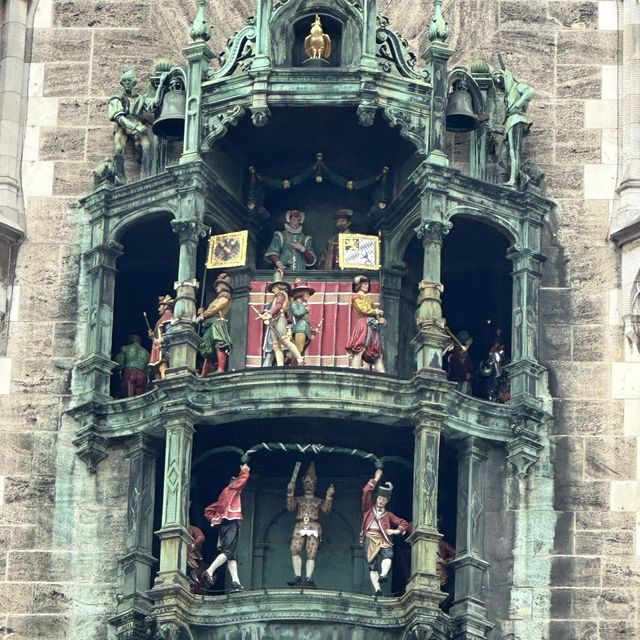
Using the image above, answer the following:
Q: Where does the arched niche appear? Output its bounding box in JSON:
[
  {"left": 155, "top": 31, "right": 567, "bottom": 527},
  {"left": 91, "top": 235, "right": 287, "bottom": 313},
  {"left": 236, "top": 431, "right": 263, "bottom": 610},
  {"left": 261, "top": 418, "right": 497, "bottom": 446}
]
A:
[
  {"left": 270, "top": 0, "right": 362, "bottom": 68},
  {"left": 441, "top": 215, "right": 512, "bottom": 400},
  {"left": 292, "top": 13, "right": 342, "bottom": 67}
]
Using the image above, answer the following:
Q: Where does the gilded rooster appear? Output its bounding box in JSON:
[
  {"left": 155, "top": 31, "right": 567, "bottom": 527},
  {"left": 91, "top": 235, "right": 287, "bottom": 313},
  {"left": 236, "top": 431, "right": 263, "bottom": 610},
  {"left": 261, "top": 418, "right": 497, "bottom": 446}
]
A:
[{"left": 304, "top": 15, "right": 331, "bottom": 59}]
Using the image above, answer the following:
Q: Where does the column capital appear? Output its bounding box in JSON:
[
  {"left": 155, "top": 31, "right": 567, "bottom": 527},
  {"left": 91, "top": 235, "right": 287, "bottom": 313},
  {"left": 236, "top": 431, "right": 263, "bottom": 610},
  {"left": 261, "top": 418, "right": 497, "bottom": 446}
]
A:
[
  {"left": 415, "top": 220, "right": 452, "bottom": 243},
  {"left": 170, "top": 218, "right": 208, "bottom": 243}
]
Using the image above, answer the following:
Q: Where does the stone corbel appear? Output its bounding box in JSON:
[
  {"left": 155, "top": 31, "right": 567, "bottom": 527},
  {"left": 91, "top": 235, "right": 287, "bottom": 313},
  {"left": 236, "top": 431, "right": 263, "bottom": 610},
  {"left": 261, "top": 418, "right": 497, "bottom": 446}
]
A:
[
  {"left": 250, "top": 105, "right": 271, "bottom": 127},
  {"left": 383, "top": 106, "right": 427, "bottom": 155},
  {"left": 73, "top": 421, "right": 108, "bottom": 473},
  {"left": 170, "top": 219, "right": 208, "bottom": 244},
  {"left": 506, "top": 425, "right": 544, "bottom": 479},
  {"left": 201, "top": 106, "right": 246, "bottom": 152},
  {"left": 357, "top": 102, "right": 377, "bottom": 127}
]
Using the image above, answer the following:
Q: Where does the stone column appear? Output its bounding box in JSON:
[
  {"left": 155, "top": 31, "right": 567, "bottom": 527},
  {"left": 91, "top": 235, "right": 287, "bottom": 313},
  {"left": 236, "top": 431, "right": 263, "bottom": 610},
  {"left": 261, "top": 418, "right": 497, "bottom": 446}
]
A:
[
  {"left": 506, "top": 246, "right": 546, "bottom": 405},
  {"left": 117, "top": 436, "right": 160, "bottom": 614},
  {"left": 77, "top": 239, "right": 123, "bottom": 402},
  {"left": 423, "top": 0, "right": 452, "bottom": 166},
  {"left": 181, "top": 0, "right": 214, "bottom": 163},
  {"left": 414, "top": 185, "right": 451, "bottom": 372},
  {"left": 154, "top": 416, "right": 194, "bottom": 590},
  {"left": 406, "top": 410, "right": 444, "bottom": 611},
  {"left": 165, "top": 167, "right": 209, "bottom": 375},
  {"left": 450, "top": 437, "right": 492, "bottom": 640}
]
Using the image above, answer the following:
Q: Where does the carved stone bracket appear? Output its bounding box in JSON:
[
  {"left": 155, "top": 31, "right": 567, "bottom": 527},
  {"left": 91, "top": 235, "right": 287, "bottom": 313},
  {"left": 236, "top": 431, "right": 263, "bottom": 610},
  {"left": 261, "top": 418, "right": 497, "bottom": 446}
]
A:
[
  {"left": 357, "top": 102, "right": 377, "bottom": 127},
  {"left": 170, "top": 219, "right": 208, "bottom": 243},
  {"left": 506, "top": 425, "right": 544, "bottom": 479},
  {"left": 73, "top": 421, "right": 108, "bottom": 473},
  {"left": 212, "top": 22, "right": 256, "bottom": 79},
  {"left": 414, "top": 221, "right": 452, "bottom": 242},
  {"left": 251, "top": 105, "right": 271, "bottom": 127},
  {"left": 376, "top": 16, "right": 429, "bottom": 82},
  {"left": 383, "top": 106, "right": 426, "bottom": 155},
  {"left": 201, "top": 105, "right": 246, "bottom": 152},
  {"left": 143, "top": 616, "right": 193, "bottom": 640}
]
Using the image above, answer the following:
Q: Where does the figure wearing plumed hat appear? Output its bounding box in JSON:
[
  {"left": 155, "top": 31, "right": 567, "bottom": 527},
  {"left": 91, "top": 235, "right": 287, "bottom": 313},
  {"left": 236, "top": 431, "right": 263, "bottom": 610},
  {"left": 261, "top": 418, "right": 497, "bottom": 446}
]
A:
[
  {"left": 197, "top": 273, "right": 233, "bottom": 376},
  {"left": 359, "top": 468, "right": 410, "bottom": 596},
  {"left": 286, "top": 461, "right": 335, "bottom": 588},
  {"left": 290, "top": 278, "right": 316, "bottom": 355}
]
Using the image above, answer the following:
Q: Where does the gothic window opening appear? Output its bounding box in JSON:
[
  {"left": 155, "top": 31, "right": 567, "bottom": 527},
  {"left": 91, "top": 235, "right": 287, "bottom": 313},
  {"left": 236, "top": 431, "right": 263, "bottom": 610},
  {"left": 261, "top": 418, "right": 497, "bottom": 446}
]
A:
[{"left": 441, "top": 216, "right": 512, "bottom": 401}]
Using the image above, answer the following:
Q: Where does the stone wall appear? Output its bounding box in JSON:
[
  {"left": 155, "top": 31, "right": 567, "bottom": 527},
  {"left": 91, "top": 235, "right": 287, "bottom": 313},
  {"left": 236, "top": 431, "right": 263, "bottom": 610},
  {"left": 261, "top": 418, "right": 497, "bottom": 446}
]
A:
[{"left": 0, "top": 1, "right": 634, "bottom": 640}]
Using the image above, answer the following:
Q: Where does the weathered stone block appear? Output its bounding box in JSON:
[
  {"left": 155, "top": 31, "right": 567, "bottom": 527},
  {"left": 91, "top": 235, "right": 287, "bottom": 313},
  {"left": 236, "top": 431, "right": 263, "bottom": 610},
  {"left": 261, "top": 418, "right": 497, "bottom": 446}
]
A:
[
  {"left": 547, "top": 362, "right": 610, "bottom": 399},
  {"left": 87, "top": 97, "right": 110, "bottom": 127},
  {"left": 555, "top": 99, "right": 587, "bottom": 131},
  {"left": 548, "top": 1, "right": 598, "bottom": 29},
  {"left": 85, "top": 127, "right": 115, "bottom": 163},
  {"left": 554, "top": 479, "right": 609, "bottom": 511},
  {"left": 553, "top": 399, "right": 625, "bottom": 436},
  {"left": 551, "top": 556, "right": 602, "bottom": 587},
  {"left": 14, "top": 243, "right": 62, "bottom": 287},
  {"left": 0, "top": 584, "right": 32, "bottom": 613},
  {"left": 553, "top": 510, "right": 575, "bottom": 554},
  {"left": 3, "top": 475, "right": 55, "bottom": 506},
  {"left": 551, "top": 587, "right": 600, "bottom": 619},
  {"left": 52, "top": 161, "right": 93, "bottom": 196},
  {"left": 43, "top": 62, "right": 89, "bottom": 97},
  {"left": 552, "top": 436, "right": 585, "bottom": 482},
  {"left": 39, "top": 127, "right": 86, "bottom": 162},
  {"left": 7, "top": 321, "right": 55, "bottom": 360},
  {"left": 0, "top": 434, "right": 35, "bottom": 475},
  {"left": 603, "top": 559, "right": 640, "bottom": 588},
  {"left": 53, "top": 0, "right": 151, "bottom": 28},
  {"left": 598, "top": 589, "right": 638, "bottom": 619},
  {"left": 541, "top": 324, "right": 572, "bottom": 361},
  {"left": 7, "top": 550, "right": 73, "bottom": 583},
  {"left": 0, "top": 395, "right": 62, "bottom": 432},
  {"left": 542, "top": 163, "right": 584, "bottom": 199},
  {"left": 31, "top": 28, "right": 91, "bottom": 63},
  {"left": 575, "top": 530, "right": 604, "bottom": 555},
  {"left": 549, "top": 619, "right": 599, "bottom": 639},
  {"left": 32, "top": 584, "right": 72, "bottom": 614},
  {"left": 540, "top": 287, "right": 572, "bottom": 325},
  {"left": 555, "top": 129, "right": 601, "bottom": 164},
  {"left": 557, "top": 31, "right": 618, "bottom": 65},
  {"left": 23, "top": 197, "right": 76, "bottom": 244},
  {"left": 57, "top": 98, "right": 89, "bottom": 127},
  {"left": 53, "top": 322, "right": 78, "bottom": 358},
  {"left": 6, "top": 614, "right": 69, "bottom": 638},
  {"left": 10, "top": 358, "right": 72, "bottom": 395},
  {"left": 600, "top": 621, "right": 637, "bottom": 639},
  {"left": 500, "top": 0, "right": 556, "bottom": 30},
  {"left": 584, "top": 437, "right": 636, "bottom": 480}
]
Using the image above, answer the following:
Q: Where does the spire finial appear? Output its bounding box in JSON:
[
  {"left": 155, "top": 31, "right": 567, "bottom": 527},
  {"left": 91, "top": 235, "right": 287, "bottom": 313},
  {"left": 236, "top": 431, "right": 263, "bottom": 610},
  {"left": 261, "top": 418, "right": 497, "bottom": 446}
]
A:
[
  {"left": 190, "top": 0, "right": 211, "bottom": 42},
  {"left": 428, "top": 0, "right": 449, "bottom": 43}
]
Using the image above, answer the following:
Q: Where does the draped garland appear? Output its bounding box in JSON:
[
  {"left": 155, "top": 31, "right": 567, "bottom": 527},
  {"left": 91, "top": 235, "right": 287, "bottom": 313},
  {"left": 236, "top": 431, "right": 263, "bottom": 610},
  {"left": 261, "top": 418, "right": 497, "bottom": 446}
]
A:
[{"left": 247, "top": 152, "right": 390, "bottom": 210}]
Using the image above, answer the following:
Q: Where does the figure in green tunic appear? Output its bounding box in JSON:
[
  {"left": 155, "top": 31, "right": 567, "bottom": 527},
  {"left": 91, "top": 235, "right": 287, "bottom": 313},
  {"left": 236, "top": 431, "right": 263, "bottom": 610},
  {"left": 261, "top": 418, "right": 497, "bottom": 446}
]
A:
[
  {"left": 197, "top": 273, "right": 233, "bottom": 376},
  {"left": 113, "top": 334, "right": 150, "bottom": 397},
  {"left": 290, "top": 278, "right": 316, "bottom": 355},
  {"left": 492, "top": 65, "right": 534, "bottom": 188},
  {"left": 108, "top": 67, "right": 155, "bottom": 183},
  {"left": 264, "top": 210, "right": 316, "bottom": 275}
]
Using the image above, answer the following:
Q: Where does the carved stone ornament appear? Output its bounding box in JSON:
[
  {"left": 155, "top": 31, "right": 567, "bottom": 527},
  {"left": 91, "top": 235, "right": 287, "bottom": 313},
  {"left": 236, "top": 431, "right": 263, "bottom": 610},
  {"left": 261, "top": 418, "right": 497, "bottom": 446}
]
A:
[
  {"left": 201, "top": 106, "right": 246, "bottom": 152},
  {"left": 357, "top": 103, "right": 377, "bottom": 127},
  {"left": 414, "top": 221, "right": 452, "bottom": 242},
  {"left": 376, "top": 16, "right": 429, "bottom": 81},
  {"left": 383, "top": 107, "right": 426, "bottom": 155},
  {"left": 506, "top": 419, "right": 544, "bottom": 478},
  {"left": 73, "top": 424, "right": 108, "bottom": 473},
  {"left": 170, "top": 219, "right": 208, "bottom": 243},
  {"left": 212, "top": 22, "right": 256, "bottom": 79},
  {"left": 251, "top": 105, "right": 271, "bottom": 127}
]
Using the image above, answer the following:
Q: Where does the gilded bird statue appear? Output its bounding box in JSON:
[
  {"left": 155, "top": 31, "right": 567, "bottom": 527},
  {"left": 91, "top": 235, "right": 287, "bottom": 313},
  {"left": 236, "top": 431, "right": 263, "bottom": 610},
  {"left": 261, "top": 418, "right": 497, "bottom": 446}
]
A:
[{"left": 304, "top": 15, "right": 331, "bottom": 60}]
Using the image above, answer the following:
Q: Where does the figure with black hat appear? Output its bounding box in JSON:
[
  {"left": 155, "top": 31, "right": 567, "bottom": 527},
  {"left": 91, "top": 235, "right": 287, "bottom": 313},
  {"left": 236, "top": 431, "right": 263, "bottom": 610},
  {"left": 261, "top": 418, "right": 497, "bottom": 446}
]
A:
[
  {"left": 264, "top": 209, "right": 317, "bottom": 275},
  {"left": 320, "top": 208, "right": 353, "bottom": 270},
  {"left": 359, "top": 468, "right": 410, "bottom": 596},
  {"left": 260, "top": 280, "right": 305, "bottom": 366},
  {"left": 290, "top": 278, "right": 316, "bottom": 355},
  {"left": 148, "top": 294, "right": 174, "bottom": 380},
  {"left": 286, "top": 461, "right": 335, "bottom": 588},
  {"left": 445, "top": 330, "right": 474, "bottom": 395},
  {"left": 203, "top": 463, "right": 251, "bottom": 592},
  {"left": 197, "top": 273, "right": 233, "bottom": 376},
  {"left": 346, "top": 274, "right": 386, "bottom": 372}
]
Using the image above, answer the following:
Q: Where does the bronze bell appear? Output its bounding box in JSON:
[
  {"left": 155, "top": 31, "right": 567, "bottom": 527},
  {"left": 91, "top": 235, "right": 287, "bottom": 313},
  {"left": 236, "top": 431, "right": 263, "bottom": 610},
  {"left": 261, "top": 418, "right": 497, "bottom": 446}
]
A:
[
  {"left": 152, "top": 89, "right": 186, "bottom": 140},
  {"left": 445, "top": 84, "right": 478, "bottom": 133}
]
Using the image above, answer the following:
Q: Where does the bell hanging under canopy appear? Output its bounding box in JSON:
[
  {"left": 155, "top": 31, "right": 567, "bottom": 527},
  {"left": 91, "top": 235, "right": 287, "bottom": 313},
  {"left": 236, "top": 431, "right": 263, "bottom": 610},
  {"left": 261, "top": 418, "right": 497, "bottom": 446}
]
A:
[
  {"left": 152, "top": 88, "right": 186, "bottom": 140},
  {"left": 445, "top": 82, "right": 478, "bottom": 133}
]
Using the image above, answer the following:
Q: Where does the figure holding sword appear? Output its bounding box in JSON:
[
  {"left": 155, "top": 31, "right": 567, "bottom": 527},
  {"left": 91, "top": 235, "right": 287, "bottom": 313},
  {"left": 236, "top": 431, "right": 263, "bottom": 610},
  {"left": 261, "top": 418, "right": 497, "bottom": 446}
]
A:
[{"left": 258, "top": 280, "right": 304, "bottom": 366}]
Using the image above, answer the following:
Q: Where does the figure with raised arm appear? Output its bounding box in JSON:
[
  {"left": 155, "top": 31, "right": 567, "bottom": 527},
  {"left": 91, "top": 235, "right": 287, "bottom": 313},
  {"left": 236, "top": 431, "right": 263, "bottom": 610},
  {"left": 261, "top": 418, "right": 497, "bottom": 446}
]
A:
[
  {"left": 360, "top": 468, "right": 410, "bottom": 596},
  {"left": 286, "top": 462, "right": 335, "bottom": 588},
  {"left": 203, "top": 463, "right": 251, "bottom": 591}
]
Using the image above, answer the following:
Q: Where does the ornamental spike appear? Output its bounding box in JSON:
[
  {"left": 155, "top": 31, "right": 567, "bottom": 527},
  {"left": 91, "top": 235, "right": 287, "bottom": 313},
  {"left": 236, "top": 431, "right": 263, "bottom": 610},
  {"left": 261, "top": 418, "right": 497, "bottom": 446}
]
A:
[
  {"left": 190, "top": 0, "right": 211, "bottom": 42},
  {"left": 428, "top": 0, "right": 449, "bottom": 43}
]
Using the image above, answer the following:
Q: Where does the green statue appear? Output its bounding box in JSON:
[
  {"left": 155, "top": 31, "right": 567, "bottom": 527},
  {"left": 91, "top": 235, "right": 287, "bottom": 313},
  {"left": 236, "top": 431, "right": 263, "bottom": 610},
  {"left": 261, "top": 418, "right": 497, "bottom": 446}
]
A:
[
  {"left": 108, "top": 67, "right": 155, "bottom": 182},
  {"left": 492, "top": 65, "right": 534, "bottom": 188}
]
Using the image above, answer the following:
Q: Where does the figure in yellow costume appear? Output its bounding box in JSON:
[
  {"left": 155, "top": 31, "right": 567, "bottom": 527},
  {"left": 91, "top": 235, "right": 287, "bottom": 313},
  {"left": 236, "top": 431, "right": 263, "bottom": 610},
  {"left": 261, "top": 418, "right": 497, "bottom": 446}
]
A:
[{"left": 346, "top": 274, "right": 386, "bottom": 372}]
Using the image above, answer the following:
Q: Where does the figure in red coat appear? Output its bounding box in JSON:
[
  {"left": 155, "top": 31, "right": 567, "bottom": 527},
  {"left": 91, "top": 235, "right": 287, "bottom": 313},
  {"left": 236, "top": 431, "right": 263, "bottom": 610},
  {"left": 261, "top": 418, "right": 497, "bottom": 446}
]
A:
[
  {"left": 203, "top": 463, "right": 250, "bottom": 591},
  {"left": 360, "top": 468, "right": 410, "bottom": 596}
]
